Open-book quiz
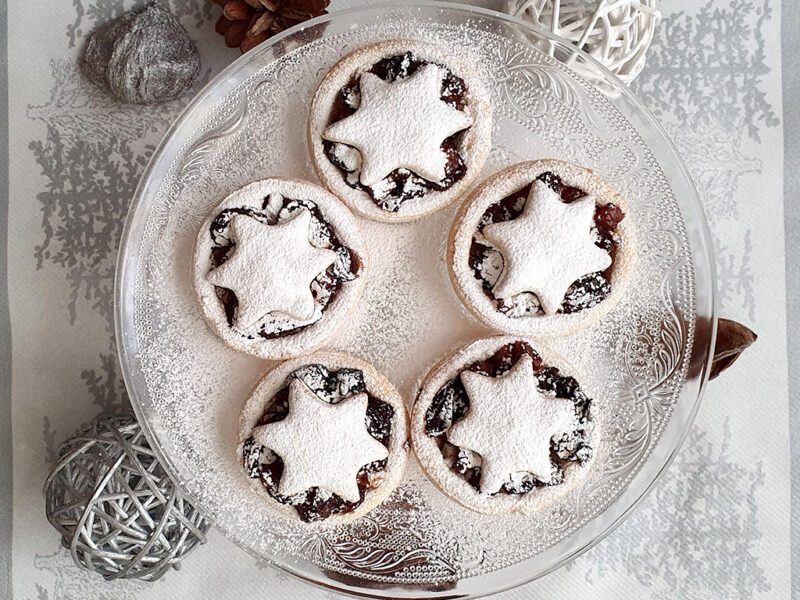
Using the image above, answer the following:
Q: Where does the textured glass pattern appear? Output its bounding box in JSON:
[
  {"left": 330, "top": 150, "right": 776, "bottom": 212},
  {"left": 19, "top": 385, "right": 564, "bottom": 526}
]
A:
[{"left": 116, "top": 5, "right": 714, "bottom": 596}]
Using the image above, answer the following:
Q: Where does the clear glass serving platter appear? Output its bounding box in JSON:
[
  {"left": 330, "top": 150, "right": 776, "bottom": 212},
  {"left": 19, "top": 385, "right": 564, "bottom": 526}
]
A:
[{"left": 115, "top": 3, "right": 716, "bottom": 598}]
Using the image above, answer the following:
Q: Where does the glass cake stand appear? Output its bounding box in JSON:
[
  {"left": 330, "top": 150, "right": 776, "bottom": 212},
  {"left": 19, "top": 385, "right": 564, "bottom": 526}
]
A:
[{"left": 115, "top": 3, "right": 717, "bottom": 598}]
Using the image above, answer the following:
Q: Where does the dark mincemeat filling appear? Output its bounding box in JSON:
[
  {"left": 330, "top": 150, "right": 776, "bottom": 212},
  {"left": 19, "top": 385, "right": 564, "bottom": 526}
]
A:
[
  {"left": 468, "top": 171, "right": 626, "bottom": 316},
  {"left": 208, "top": 195, "right": 363, "bottom": 339},
  {"left": 323, "top": 51, "right": 469, "bottom": 212},
  {"left": 242, "top": 364, "right": 394, "bottom": 523},
  {"left": 424, "top": 341, "right": 593, "bottom": 495}
]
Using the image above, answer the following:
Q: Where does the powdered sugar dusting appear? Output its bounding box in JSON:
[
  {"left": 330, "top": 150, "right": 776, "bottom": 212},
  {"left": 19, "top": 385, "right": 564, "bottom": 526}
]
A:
[
  {"left": 192, "top": 178, "right": 368, "bottom": 359},
  {"left": 453, "top": 355, "right": 580, "bottom": 494},
  {"left": 323, "top": 64, "right": 472, "bottom": 186},
  {"left": 309, "top": 39, "right": 493, "bottom": 222},
  {"left": 411, "top": 336, "right": 598, "bottom": 515},
  {"left": 122, "top": 13, "right": 698, "bottom": 590},
  {"left": 483, "top": 181, "right": 612, "bottom": 314},
  {"left": 450, "top": 159, "right": 638, "bottom": 337},
  {"left": 251, "top": 381, "right": 387, "bottom": 503},
  {"left": 205, "top": 210, "right": 337, "bottom": 326},
  {"left": 238, "top": 351, "right": 408, "bottom": 526}
]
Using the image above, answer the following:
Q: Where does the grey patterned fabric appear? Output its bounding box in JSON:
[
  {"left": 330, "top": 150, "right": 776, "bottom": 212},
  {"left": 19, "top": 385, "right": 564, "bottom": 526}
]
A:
[
  {"left": 782, "top": 0, "right": 800, "bottom": 596},
  {"left": 1, "top": 0, "right": 792, "bottom": 598}
]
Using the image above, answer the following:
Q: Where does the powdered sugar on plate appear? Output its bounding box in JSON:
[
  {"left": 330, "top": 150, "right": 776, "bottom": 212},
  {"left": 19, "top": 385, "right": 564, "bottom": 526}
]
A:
[{"left": 119, "top": 12, "right": 700, "bottom": 592}]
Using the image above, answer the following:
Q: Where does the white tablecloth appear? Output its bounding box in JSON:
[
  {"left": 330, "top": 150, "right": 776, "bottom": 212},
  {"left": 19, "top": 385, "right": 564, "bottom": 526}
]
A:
[{"left": 2, "top": 0, "right": 793, "bottom": 598}]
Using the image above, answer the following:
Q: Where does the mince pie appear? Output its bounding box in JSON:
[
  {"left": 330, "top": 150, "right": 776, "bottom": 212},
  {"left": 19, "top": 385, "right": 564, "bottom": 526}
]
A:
[
  {"left": 448, "top": 160, "right": 636, "bottom": 337},
  {"left": 308, "top": 39, "right": 493, "bottom": 222},
  {"left": 238, "top": 351, "right": 409, "bottom": 525},
  {"left": 193, "top": 178, "right": 368, "bottom": 359},
  {"left": 411, "top": 335, "right": 597, "bottom": 515}
]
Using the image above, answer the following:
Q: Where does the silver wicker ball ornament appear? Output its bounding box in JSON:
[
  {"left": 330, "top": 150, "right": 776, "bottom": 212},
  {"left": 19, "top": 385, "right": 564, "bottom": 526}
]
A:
[
  {"left": 44, "top": 414, "right": 211, "bottom": 581},
  {"left": 505, "top": 0, "right": 660, "bottom": 83}
]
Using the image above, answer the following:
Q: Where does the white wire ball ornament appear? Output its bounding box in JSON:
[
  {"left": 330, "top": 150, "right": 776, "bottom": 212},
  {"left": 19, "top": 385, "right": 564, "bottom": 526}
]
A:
[
  {"left": 43, "top": 415, "right": 211, "bottom": 581},
  {"left": 505, "top": 0, "right": 661, "bottom": 83}
]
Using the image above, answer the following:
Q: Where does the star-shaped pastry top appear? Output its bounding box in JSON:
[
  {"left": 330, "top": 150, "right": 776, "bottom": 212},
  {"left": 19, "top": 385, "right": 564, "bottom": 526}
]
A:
[
  {"left": 482, "top": 180, "right": 612, "bottom": 315},
  {"left": 207, "top": 209, "right": 337, "bottom": 328},
  {"left": 322, "top": 63, "right": 473, "bottom": 187},
  {"left": 447, "top": 354, "right": 578, "bottom": 495},
  {"left": 252, "top": 378, "right": 389, "bottom": 502}
]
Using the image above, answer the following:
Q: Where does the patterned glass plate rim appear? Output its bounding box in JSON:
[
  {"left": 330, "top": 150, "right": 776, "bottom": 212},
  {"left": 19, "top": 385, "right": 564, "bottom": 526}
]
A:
[{"left": 115, "top": 3, "right": 717, "bottom": 598}]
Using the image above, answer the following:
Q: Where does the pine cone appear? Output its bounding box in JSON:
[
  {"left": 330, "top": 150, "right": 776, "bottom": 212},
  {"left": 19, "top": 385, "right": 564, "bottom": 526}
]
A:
[{"left": 214, "top": 0, "right": 330, "bottom": 53}]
